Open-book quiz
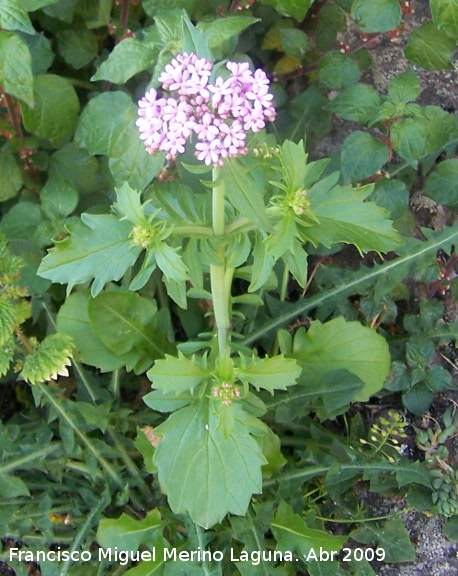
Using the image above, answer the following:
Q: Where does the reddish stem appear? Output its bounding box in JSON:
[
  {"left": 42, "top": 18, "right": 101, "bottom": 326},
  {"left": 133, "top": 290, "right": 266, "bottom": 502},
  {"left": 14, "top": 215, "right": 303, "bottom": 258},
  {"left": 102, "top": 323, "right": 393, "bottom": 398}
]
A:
[{"left": 4, "top": 93, "right": 23, "bottom": 140}]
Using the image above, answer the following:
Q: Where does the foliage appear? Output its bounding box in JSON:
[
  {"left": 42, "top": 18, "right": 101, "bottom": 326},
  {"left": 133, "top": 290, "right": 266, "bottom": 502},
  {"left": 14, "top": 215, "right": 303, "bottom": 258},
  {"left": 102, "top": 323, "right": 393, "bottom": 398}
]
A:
[{"left": 0, "top": 0, "right": 458, "bottom": 574}]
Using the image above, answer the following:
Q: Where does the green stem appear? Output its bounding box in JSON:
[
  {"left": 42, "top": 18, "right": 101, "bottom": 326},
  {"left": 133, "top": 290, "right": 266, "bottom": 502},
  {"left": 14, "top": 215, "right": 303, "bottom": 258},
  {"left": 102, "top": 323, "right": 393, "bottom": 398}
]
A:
[{"left": 210, "top": 168, "right": 231, "bottom": 356}]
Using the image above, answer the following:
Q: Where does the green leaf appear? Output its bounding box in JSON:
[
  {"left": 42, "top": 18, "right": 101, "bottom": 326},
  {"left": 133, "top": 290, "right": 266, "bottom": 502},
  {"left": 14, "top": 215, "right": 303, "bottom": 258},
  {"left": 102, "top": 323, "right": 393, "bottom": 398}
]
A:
[
  {"left": 74, "top": 91, "right": 133, "bottom": 156},
  {"left": 56, "top": 28, "right": 98, "bottom": 69},
  {"left": 237, "top": 356, "right": 301, "bottom": 394},
  {"left": 424, "top": 159, "right": 458, "bottom": 208},
  {"left": 21, "top": 333, "right": 73, "bottom": 385},
  {"left": 154, "top": 398, "right": 267, "bottom": 528},
  {"left": 50, "top": 143, "right": 102, "bottom": 194},
  {"left": 0, "top": 298, "right": 15, "bottom": 347},
  {"left": 198, "top": 16, "right": 258, "bottom": 57},
  {"left": 405, "top": 21, "right": 455, "bottom": 70},
  {"left": 0, "top": 152, "right": 22, "bottom": 202},
  {"left": 97, "top": 510, "right": 162, "bottom": 552},
  {"left": 351, "top": 0, "right": 401, "bottom": 33},
  {"left": 260, "top": 0, "right": 313, "bottom": 22},
  {"left": 21, "top": 75, "right": 80, "bottom": 147},
  {"left": 350, "top": 518, "right": 415, "bottom": 563},
  {"left": 271, "top": 501, "right": 347, "bottom": 559},
  {"left": 223, "top": 159, "right": 273, "bottom": 232},
  {"left": 38, "top": 214, "right": 141, "bottom": 296},
  {"left": 40, "top": 176, "right": 78, "bottom": 219},
  {"left": 340, "top": 131, "right": 389, "bottom": 183},
  {"left": 0, "top": 0, "right": 34, "bottom": 34},
  {"left": 0, "top": 334, "right": 14, "bottom": 377},
  {"left": 387, "top": 67, "right": 420, "bottom": 104},
  {"left": 88, "top": 291, "right": 171, "bottom": 359},
  {"left": 403, "top": 385, "right": 434, "bottom": 416},
  {"left": 431, "top": 0, "right": 458, "bottom": 39},
  {"left": 293, "top": 318, "right": 391, "bottom": 401},
  {"left": 288, "top": 85, "right": 332, "bottom": 141},
  {"left": 56, "top": 291, "right": 125, "bottom": 372},
  {"left": 325, "top": 84, "right": 382, "bottom": 124},
  {"left": 114, "top": 182, "right": 147, "bottom": 225},
  {"left": 277, "top": 27, "right": 309, "bottom": 58},
  {"left": 305, "top": 181, "right": 401, "bottom": 253},
  {"left": 182, "top": 14, "right": 212, "bottom": 60},
  {"left": 91, "top": 38, "right": 157, "bottom": 83},
  {"left": 318, "top": 51, "right": 360, "bottom": 89},
  {"left": 19, "top": 31, "right": 54, "bottom": 74},
  {"left": 0, "top": 31, "right": 34, "bottom": 107},
  {"left": 390, "top": 118, "right": 426, "bottom": 167},
  {"left": 155, "top": 244, "right": 188, "bottom": 283},
  {"left": 147, "top": 353, "right": 208, "bottom": 394}
]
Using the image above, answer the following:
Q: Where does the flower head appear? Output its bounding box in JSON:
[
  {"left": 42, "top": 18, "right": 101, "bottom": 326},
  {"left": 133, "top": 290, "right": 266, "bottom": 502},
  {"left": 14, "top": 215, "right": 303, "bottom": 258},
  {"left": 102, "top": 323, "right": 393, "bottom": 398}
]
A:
[{"left": 137, "top": 54, "right": 276, "bottom": 167}]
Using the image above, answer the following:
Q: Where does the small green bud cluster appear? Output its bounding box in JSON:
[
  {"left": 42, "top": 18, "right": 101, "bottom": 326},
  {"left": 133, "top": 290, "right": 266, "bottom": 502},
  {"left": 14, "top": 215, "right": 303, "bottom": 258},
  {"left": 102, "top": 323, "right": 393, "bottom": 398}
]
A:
[
  {"left": 252, "top": 143, "right": 280, "bottom": 160},
  {"left": 290, "top": 189, "right": 310, "bottom": 216},
  {"left": 212, "top": 381, "right": 241, "bottom": 406},
  {"left": 131, "top": 224, "right": 157, "bottom": 249}
]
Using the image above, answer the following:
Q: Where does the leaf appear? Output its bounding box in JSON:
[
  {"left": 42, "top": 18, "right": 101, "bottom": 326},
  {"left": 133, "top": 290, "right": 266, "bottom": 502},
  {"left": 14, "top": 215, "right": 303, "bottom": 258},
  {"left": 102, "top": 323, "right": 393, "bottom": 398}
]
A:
[
  {"left": 74, "top": 91, "right": 133, "bottom": 156},
  {"left": 390, "top": 118, "right": 426, "bottom": 167},
  {"left": 350, "top": 518, "right": 415, "bottom": 563},
  {"left": 56, "top": 28, "right": 98, "bottom": 69},
  {"left": 88, "top": 291, "right": 171, "bottom": 359},
  {"left": 21, "top": 75, "right": 80, "bottom": 147},
  {"left": 19, "top": 31, "right": 54, "bottom": 74},
  {"left": 97, "top": 510, "right": 162, "bottom": 552},
  {"left": 237, "top": 356, "right": 301, "bottom": 394},
  {"left": 288, "top": 85, "right": 332, "bottom": 141},
  {"left": 0, "top": 298, "right": 16, "bottom": 346},
  {"left": 424, "top": 159, "right": 458, "bottom": 208},
  {"left": 155, "top": 244, "right": 188, "bottom": 283},
  {"left": 40, "top": 176, "right": 78, "bottom": 219},
  {"left": 38, "top": 214, "right": 141, "bottom": 297},
  {"left": 340, "top": 131, "right": 389, "bottom": 183},
  {"left": 405, "top": 21, "right": 455, "bottom": 70},
  {"left": 21, "top": 333, "right": 73, "bottom": 385},
  {"left": 147, "top": 353, "right": 208, "bottom": 394},
  {"left": 154, "top": 398, "right": 267, "bottom": 528},
  {"left": 277, "top": 27, "right": 309, "bottom": 58},
  {"left": 0, "top": 0, "right": 34, "bottom": 34},
  {"left": 387, "top": 67, "right": 420, "bottom": 104},
  {"left": 199, "top": 16, "right": 258, "bottom": 55},
  {"left": 91, "top": 38, "right": 157, "bottom": 83},
  {"left": 325, "top": 84, "right": 382, "bottom": 124},
  {"left": 293, "top": 318, "right": 391, "bottom": 401},
  {"left": 56, "top": 291, "right": 130, "bottom": 372},
  {"left": 0, "top": 152, "right": 22, "bottom": 202},
  {"left": 431, "top": 0, "right": 458, "bottom": 39},
  {"left": 50, "top": 143, "right": 102, "bottom": 194},
  {"left": 223, "top": 159, "right": 273, "bottom": 232},
  {"left": 0, "top": 31, "right": 34, "bottom": 107},
  {"left": 271, "top": 501, "right": 347, "bottom": 559},
  {"left": 351, "top": 0, "right": 401, "bottom": 33},
  {"left": 0, "top": 334, "right": 14, "bottom": 377},
  {"left": 318, "top": 51, "right": 360, "bottom": 90},
  {"left": 260, "top": 0, "right": 313, "bottom": 22}
]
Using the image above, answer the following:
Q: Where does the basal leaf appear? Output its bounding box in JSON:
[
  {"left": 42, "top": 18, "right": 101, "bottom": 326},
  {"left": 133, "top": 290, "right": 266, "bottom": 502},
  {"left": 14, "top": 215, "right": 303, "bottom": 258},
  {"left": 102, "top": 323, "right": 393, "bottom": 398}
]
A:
[
  {"left": 405, "top": 21, "right": 455, "bottom": 70},
  {"left": 21, "top": 75, "right": 80, "bottom": 147},
  {"left": 351, "top": 0, "right": 401, "bottom": 33},
  {"left": 97, "top": 510, "right": 162, "bottom": 552},
  {"left": 38, "top": 214, "right": 141, "bottom": 296},
  {"left": 293, "top": 318, "right": 391, "bottom": 401},
  {"left": 237, "top": 356, "right": 301, "bottom": 394},
  {"left": 350, "top": 518, "right": 415, "bottom": 563},
  {"left": 271, "top": 501, "right": 347, "bottom": 559},
  {"left": 154, "top": 398, "right": 267, "bottom": 528},
  {"left": 0, "top": 31, "right": 34, "bottom": 107},
  {"left": 91, "top": 38, "right": 157, "bottom": 83},
  {"left": 147, "top": 353, "right": 208, "bottom": 394},
  {"left": 431, "top": 0, "right": 458, "bottom": 39}
]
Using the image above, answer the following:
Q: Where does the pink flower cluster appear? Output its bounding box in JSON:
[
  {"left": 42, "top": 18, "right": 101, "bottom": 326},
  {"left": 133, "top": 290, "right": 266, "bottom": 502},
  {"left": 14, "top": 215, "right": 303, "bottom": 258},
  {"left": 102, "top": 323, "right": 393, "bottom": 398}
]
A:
[{"left": 136, "top": 53, "right": 276, "bottom": 167}]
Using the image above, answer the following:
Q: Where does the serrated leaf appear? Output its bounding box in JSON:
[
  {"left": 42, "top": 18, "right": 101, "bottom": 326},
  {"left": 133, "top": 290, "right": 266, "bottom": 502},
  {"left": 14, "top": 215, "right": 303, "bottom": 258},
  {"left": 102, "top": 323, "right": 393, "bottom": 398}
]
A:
[
  {"left": 223, "top": 159, "right": 273, "bottom": 232},
  {"left": 237, "top": 356, "right": 301, "bottom": 394},
  {"left": 351, "top": 0, "right": 401, "bottom": 33},
  {"left": 405, "top": 21, "right": 455, "bottom": 70},
  {"left": 147, "top": 353, "right": 208, "bottom": 394},
  {"left": 325, "top": 84, "right": 381, "bottom": 124},
  {"left": 390, "top": 118, "right": 426, "bottom": 167},
  {"left": 293, "top": 318, "right": 391, "bottom": 401},
  {"left": 0, "top": 0, "right": 34, "bottom": 34},
  {"left": 97, "top": 510, "right": 162, "bottom": 552},
  {"left": 88, "top": 291, "right": 171, "bottom": 360},
  {"left": 38, "top": 214, "right": 141, "bottom": 297},
  {"left": 0, "top": 152, "right": 22, "bottom": 202},
  {"left": 387, "top": 67, "right": 420, "bottom": 104},
  {"left": 0, "top": 298, "right": 16, "bottom": 346},
  {"left": 424, "top": 159, "right": 458, "bottom": 208},
  {"left": 154, "top": 398, "right": 266, "bottom": 528},
  {"left": 431, "top": 0, "right": 458, "bottom": 39},
  {"left": 271, "top": 501, "right": 347, "bottom": 558},
  {"left": 21, "top": 333, "right": 73, "bottom": 385},
  {"left": 340, "top": 131, "right": 389, "bottom": 183},
  {"left": 0, "top": 32, "right": 34, "bottom": 107},
  {"left": 91, "top": 38, "right": 157, "bottom": 83},
  {"left": 260, "top": 0, "right": 313, "bottom": 22},
  {"left": 21, "top": 75, "right": 80, "bottom": 147},
  {"left": 318, "top": 51, "right": 360, "bottom": 90},
  {"left": 350, "top": 518, "right": 415, "bottom": 563},
  {"left": 0, "top": 333, "right": 14, "bottom": 377}
]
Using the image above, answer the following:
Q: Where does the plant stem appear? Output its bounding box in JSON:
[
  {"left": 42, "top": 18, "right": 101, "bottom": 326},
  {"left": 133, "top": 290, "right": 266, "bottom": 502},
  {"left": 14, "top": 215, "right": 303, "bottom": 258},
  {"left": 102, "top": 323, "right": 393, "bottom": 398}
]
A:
[
  {"left": 4, "top": 93, "right": 23, "bottom": 140},
  {"left": 210, "top": 168, "right": 231, "bottom": 356}
]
